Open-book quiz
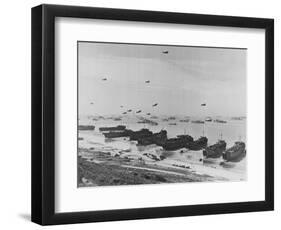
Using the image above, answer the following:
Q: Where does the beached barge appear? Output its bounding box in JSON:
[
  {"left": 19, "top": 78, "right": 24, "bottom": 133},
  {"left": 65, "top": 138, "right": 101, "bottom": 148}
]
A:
[
  {"left": 78, "top": 125, "right": 95, "bottom": 131},
  {"left": 99, "top": 125, "right": 126, "bottom": 132},
  {"left": 223, "top": 141, "right": 246, "bottom": 162},
  {"left": 203, "top": 140, "right": 226, "bottom": 158},
  {"left": 137, "top": 130, "right": 167, "bottom": 146}
]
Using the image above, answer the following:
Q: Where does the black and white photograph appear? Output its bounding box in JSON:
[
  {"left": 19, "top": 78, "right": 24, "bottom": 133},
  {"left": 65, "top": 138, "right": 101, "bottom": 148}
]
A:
[{"left": 77, "top": 41, "right": 247, "bottom": 187}]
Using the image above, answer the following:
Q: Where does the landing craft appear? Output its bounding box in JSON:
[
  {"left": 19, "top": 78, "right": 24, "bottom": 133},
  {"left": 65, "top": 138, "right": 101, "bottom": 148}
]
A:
[
  {"left": 102, "top": 78, "right": 107, "bottom": 81},
  {"left": 90, "top": 102, "right": 94, "bottom": 105},
  {"left": 137, "top": 130, "right": 167, "bottom": 146},
  {"left": 78, "top": 125, "right": 95, "bottom": 131},
  {"left": 136, "top": 110, "right": 142, "bottom": 113},
  {"left": 203, "top": 140, "right": 226, "bottom": 158},
  {"left": 214, "top": 119, "right": 227, "bottom": 124},
  {"left": 129, "top": 128, "right": 153, "bottom": 141},
  {"left": 162, "top": 51, "right": 169, "bottom": 54},
  {"left": 161, "top": 135, "right": 193, "bottom": 151},
  {"left": 145, "top": 80, "right": 150, "bottom": 83},
  {"left": 127, "top": 109, "right": 132, "bottom": 112},
  {"left": 147, "top": 113, "right": 151, "bottom": 115},
  {"left": 99, "top": 125, "right": 126, "bottom": 132},
  {"left": 122, "top": 112, "right": 127, "bottom": 115},
  {"left": 152, "top": 103, "right": 158, "bottom": 107},
  {"left": 201, "top": 103, "right": 206, "bottom": 106},
  {"left": 222, "top": 141, "right": 246, "bottom": 162},
  {"left": 187, "top": 137, "right": 208, "bottom": 151}
]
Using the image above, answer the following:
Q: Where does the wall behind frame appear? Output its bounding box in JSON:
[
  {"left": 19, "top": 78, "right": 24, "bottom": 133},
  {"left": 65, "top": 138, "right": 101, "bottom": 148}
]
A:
[{"left": 0, "top": 0, "right": 278, "bottom": 229}]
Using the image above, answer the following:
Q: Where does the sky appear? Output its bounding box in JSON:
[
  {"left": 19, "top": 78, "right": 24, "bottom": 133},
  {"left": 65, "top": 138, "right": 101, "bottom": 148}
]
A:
[{"left": 78, "top": 42, "right": 246, "bottom": 117}]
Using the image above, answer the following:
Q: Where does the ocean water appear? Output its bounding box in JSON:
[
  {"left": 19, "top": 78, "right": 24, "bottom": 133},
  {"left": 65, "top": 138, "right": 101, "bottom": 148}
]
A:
[{"left": 78, "top": 115, "right": 247, "bottom": 181}]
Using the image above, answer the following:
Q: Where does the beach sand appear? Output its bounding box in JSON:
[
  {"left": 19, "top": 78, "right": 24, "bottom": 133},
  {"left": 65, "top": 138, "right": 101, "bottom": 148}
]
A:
[{"left": 78, "top": 148, "right": 215, "bottom": 187}]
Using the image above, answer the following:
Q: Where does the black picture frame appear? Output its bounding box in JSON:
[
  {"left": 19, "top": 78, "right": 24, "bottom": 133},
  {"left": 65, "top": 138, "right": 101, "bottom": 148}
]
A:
[{"left": 31, "top": 4, "right": 274, "bottom": 225}]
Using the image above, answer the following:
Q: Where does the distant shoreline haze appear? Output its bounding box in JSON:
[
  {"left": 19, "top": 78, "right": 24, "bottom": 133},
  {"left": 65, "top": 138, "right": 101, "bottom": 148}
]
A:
[
  {"left": 79, "top": 114, "right": 247, "bottom": 119},
  {"left": 78, "top": 42, "right": 247, "bottom": 117}
]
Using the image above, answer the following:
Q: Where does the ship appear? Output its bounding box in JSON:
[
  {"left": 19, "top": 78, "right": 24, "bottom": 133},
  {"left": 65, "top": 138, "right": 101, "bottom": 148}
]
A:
[
  {"left": 187, "top": 137, "right": 208, "bottom": 150},
  {"left": 191, "top": 120, "right": 205, "bottom": 124},
  {"left": 129, "top": 129, "right": 153, "bottom": 141},
  {"left": 176, "top": 135, "right": 194, "bottom": 141},
  {"left": 137, "top": 130, "right": 167, "bottom": 146},
  {"left": 103, "top": 129, "right": 132, "bottom": 138},
  {"left": 222, "top": 141, "right": 246, "bottom": 162},
  {"left": 231, "top": 117, "right": 244, "bottom": 120},
  {"left": 99, "top": 125, "right": 126, "bottom": 132},
  {"left": 137, "top": 118, "right": 158, "bottom": 126},
  {"left": 113, "top": 117, "right": 122, "bottom": 121},
  {"left": 161, "top": 135, "right": 193, "bottom": 151},
  {"left": 78, "top": 125, "right": 95, "bottom": 131},
  {"left": 179, "top": 119, "right": 189, "bottom": 123},
  {"left": 214, "top": 119, "right": 227, "bottom": 123},
  {"left": 205, "top": 117, "right": 212, "bottom": 122},
  {"left": 203, "top": 140, "right": 226, "bottom": 158},
  {"left": 168, "top": 122, "right": 177, "bottom": 125}
]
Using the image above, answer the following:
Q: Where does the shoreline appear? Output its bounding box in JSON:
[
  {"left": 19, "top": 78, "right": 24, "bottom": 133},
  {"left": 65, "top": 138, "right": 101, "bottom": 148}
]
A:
[{"left": 78, "top": 148, "right": 216, "bottom": 187}]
